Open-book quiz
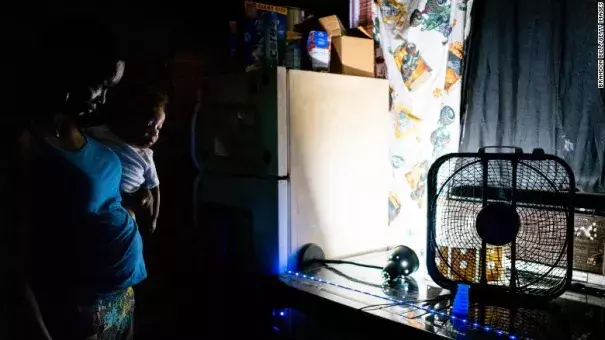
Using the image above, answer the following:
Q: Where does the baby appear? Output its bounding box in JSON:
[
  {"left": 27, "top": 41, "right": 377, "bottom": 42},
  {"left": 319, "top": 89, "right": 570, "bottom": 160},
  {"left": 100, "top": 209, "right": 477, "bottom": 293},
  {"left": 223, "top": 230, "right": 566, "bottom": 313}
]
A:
[{"left": 86, "top": 84, "right": 167, "bottom": 234}]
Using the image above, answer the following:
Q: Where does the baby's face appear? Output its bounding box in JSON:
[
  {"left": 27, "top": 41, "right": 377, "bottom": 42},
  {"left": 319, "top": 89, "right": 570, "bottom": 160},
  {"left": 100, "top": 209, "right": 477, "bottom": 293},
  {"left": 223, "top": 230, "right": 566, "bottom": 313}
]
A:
[{"left": 138, "top": 109, "right": 165, "bottom": 148}]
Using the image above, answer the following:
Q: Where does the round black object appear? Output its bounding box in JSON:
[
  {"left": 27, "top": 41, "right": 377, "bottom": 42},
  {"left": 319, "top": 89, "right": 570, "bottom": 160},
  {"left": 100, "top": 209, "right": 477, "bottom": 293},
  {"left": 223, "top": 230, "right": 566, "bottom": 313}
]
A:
[
  {"left": 382, "top": 277, "right": 419, "bottom": 298},
  {"left": 382, "top": 261, "right": 403, "bottom": 286},
  {"left": 476, "top": 202, "right": 521, "bottom": 246},
  {"left": 382, "top": 246, "right": 420, "bottom": 286},
  {"left": 296, "top": 243, "right": 326, "bottom": 271},
  {"left": 388, "top": 246, "right": 420, "bottom": 270}
]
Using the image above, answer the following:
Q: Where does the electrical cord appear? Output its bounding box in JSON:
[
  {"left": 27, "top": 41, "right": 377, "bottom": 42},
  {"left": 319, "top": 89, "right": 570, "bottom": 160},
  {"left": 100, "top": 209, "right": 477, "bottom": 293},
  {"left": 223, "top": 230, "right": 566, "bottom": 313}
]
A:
[
  {"left": 316, "top": 263, "right": 440, "bottom": 312},
  {"left": 324, "top": 265, "right": 383, "bottom": 288},
  {"left": 359, "top": 294, "right": 453, "bottom": 312},
  {"left": 304, "top": 254, "right": 452, "bottom": 318},
  {"left": 322, "top": 264, "right": 448, "bottom": 314},
  {"left": 359, "top": 302, "right": 413, "bottom": 312},
  {"left": 312, "top": 259, "right": 383, "bottom": 270}
]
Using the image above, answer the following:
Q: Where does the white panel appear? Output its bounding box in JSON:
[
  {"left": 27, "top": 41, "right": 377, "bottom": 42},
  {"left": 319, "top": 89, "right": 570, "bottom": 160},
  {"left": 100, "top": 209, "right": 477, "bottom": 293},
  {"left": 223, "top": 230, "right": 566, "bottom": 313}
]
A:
[
  {"left": 288, "top": 70, "right": 391, "bottom": 260},
  {"left": 278, "top": 179, "right": 290, "bottom": 273},
  {"left": 277, "top": 67, "right": 289, "bottom": 177}
]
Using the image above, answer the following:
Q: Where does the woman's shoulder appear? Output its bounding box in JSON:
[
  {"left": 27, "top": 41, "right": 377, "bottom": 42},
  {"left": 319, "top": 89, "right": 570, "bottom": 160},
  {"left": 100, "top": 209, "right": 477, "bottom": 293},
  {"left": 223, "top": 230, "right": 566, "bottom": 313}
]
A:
[
  {"left": 85, "top": 126, "right": 133, "bottom": 153},
  {"left": 85, "top": 125, "right": 120, "bottom": 143},
  {"left": 85, "top": 135, "right": 120, "bottom": 157}
]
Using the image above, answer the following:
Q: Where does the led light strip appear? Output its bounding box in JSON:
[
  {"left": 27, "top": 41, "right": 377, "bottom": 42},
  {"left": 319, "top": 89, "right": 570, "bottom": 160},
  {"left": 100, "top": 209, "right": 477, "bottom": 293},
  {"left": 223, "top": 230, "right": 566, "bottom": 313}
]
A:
[{"left": 285, "top": 271, "right": 520, "bottom": 340}]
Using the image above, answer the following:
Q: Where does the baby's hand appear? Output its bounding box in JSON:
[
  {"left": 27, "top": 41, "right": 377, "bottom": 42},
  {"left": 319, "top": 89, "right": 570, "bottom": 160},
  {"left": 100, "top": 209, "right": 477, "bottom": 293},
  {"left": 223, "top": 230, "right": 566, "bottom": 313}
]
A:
[
  {"left": 137, "top": 189, "right": 154, "bottom": 216},
  {"left": 150, "top": 219, "right": 158, "bottom": 233}
]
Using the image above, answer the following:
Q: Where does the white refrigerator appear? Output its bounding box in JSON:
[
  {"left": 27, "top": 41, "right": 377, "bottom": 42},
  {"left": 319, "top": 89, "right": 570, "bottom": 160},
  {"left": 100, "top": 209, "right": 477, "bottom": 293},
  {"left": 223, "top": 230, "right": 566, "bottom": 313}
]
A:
[{"left": 192, "top": 67, "right": 393, "bottom": 276}]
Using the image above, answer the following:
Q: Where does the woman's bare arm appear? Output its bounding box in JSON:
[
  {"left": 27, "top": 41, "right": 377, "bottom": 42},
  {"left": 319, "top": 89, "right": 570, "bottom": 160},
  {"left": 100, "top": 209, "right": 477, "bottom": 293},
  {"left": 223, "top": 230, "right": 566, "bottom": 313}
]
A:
[{"left": 14, "top": 129, "right": 53, "bottom": 340}]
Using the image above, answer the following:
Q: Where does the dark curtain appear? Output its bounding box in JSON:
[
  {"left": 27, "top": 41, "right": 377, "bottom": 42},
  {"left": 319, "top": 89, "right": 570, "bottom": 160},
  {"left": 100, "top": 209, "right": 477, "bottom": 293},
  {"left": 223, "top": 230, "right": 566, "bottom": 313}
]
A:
[{"left": 461, "top": 0, "right": 605, "bottom": 193}]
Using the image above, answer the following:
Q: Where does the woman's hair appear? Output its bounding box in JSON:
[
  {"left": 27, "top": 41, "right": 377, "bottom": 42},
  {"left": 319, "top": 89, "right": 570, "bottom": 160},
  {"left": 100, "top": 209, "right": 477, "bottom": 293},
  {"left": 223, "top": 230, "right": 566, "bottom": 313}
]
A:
[{"left": 25, "top": 16, "right": 123, "bottom": 119}]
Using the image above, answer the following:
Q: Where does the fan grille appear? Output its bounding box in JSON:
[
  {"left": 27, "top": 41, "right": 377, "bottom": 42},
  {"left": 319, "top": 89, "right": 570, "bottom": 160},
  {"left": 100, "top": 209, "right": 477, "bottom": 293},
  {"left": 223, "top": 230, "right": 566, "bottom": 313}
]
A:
[{"left": 429, "top": 156, "right": 573, "bottom": 298}]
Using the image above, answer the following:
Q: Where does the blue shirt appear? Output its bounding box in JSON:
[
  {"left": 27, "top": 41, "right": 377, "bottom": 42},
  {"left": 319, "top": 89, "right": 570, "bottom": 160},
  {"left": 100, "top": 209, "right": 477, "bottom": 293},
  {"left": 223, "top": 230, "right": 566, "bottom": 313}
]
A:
[{"left": 30, "top": 135, "right": 147, "bottom": 303}]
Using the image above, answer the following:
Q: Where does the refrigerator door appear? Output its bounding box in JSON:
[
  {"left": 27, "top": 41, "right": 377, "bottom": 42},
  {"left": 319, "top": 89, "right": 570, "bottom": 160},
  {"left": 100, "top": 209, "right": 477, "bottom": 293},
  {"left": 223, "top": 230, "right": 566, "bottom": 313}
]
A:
[
  {"left": 193, "top": 173, "right": 289, "bottom": 275},
  {"left": 287, "top": 70, "right": 391, "bottom": 261},
  {"left": 192, "top": 67, "right": 288, "bottom": 177}
]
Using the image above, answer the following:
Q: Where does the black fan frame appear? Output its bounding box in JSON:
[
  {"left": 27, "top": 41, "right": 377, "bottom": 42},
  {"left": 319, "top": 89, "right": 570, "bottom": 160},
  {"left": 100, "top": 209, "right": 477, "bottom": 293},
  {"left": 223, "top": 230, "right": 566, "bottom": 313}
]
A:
[{"left": 426, "top": 148, "right": 576, "bottom": 303}]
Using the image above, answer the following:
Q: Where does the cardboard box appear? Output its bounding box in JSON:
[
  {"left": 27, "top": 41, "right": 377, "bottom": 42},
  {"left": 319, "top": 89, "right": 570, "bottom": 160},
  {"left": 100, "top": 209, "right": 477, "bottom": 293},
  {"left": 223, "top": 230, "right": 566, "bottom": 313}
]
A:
[
  {"left": 331, "top": 35, "right": 374, "bottom": 78},
  {"left": 319, "top": 15, "right": 374, "bottom": 78},
  {"left": 318, "top": 15, "right": 347, "bottom": 37}
]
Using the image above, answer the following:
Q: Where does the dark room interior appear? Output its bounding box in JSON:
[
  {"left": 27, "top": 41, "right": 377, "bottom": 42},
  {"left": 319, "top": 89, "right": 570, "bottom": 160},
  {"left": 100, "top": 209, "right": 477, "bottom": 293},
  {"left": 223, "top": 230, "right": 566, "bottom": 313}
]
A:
[{"left": 1, "top": 0, "right": 605, "bottom": 339}]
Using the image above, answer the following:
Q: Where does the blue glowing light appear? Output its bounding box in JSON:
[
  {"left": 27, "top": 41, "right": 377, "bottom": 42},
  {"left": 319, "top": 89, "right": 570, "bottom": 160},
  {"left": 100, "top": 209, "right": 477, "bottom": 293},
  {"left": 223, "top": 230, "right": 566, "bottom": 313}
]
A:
[
  {"left": 279, "top": 311, "right": 285, "bottom": 316},
  {"left": 452, "top": 283, "right": 470, "bottom": 317}
]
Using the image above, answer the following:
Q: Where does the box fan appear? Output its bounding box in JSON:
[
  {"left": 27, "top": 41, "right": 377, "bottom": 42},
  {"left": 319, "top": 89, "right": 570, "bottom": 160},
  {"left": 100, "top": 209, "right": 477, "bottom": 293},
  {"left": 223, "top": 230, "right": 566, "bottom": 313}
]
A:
[{"left": 426, "top": 147, "right": 575, "bottom": 303}]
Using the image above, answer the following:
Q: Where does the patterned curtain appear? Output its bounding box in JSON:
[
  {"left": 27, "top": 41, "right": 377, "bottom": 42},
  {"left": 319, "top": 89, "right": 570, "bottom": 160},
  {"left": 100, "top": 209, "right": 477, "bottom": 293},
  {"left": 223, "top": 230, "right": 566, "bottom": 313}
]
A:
[{"left": 372, "top": 0, "right": 474, "bottom": 263}]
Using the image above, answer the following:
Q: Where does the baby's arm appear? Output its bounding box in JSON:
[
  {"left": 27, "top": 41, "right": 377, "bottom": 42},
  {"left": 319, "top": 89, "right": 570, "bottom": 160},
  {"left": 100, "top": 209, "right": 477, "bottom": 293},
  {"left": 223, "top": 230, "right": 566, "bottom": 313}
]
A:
[
  {"left": 144, "top": 150, "right": 161, "bottom": 232},
  {"left": 150, "top": 185, "right": 160, "bottom": 232}
]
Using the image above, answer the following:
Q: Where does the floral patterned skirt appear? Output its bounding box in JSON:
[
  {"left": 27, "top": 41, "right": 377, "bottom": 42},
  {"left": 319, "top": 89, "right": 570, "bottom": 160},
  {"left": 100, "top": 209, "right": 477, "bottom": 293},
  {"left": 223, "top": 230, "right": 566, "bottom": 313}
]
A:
[
  {"left": 39, "top": 287, "right": 135, "bottom": 340},
  {"left": 86, "top": 287, "right": 135, "bottom": 340}
]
